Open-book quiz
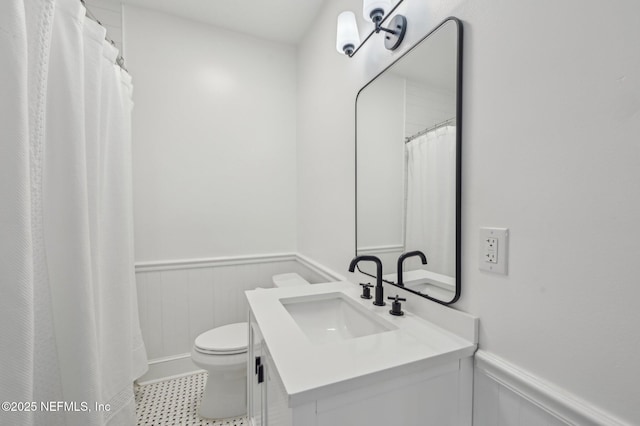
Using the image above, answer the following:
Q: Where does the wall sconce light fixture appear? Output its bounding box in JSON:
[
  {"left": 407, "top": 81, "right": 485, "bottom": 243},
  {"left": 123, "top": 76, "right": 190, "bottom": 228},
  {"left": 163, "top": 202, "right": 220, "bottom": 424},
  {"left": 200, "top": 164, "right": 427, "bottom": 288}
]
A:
[{"left": 336, "top": 0, "right": 407, "bottom": 57}]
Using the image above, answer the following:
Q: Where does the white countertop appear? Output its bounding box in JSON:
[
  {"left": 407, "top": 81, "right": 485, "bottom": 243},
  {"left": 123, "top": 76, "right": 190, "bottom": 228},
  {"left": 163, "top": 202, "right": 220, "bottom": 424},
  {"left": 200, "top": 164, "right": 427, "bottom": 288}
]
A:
[{"left": 245, "top": 281, "right": 477, "bottom": 406}]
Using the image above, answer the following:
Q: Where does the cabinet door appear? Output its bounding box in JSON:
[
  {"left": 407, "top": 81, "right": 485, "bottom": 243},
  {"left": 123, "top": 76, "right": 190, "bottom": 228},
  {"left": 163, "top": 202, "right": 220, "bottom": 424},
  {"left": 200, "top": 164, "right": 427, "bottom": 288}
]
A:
[
  {"left": 264, "top": 345, "right": 292, "bottom": 426},
  {"left": 248, "top": 311, "right": 266, "bottom": 426}
]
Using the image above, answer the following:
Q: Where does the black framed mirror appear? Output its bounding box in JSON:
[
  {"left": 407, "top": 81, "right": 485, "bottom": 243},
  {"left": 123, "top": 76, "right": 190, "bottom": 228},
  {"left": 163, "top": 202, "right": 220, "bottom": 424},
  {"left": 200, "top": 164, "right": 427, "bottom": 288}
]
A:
[{"left": 355, "top": 17, "right": 462, "bottom": 305}]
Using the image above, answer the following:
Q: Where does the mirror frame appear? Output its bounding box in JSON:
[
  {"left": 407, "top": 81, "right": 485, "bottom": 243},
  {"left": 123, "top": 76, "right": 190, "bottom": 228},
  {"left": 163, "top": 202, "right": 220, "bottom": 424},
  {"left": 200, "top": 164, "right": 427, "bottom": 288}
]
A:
[{"left": 355, "top": 17, "right": 463, "bottom": 305}]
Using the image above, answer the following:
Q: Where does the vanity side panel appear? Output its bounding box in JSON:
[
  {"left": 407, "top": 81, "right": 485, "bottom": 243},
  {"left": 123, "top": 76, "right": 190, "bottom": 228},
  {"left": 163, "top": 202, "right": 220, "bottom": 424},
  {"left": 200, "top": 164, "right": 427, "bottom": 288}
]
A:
[
  {"left": 291, "top": 403, "right": 317, "bottom": 426},
  {"left": 316, "top": 367, "right": 461, "bottom": 426},
  {"left": 315, "top": 360, "right": 458, "bottom": 413}
]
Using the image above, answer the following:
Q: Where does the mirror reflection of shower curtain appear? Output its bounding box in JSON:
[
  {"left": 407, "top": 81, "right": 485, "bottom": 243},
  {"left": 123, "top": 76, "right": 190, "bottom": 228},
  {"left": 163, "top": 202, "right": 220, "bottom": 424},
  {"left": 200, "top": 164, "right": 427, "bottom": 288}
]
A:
[{"left": 404, "top": 125, "right": 456, "bottom": 276}]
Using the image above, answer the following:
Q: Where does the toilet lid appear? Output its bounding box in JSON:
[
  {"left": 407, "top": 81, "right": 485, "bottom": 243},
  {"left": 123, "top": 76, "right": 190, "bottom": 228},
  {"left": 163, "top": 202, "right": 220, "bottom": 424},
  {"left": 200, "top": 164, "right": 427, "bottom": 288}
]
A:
[
  {"left": 195, "top": 322, "right": 248, "bottom": 354},
  {"left": 272, "top": 272, "right": 310, "bottom": 288}
]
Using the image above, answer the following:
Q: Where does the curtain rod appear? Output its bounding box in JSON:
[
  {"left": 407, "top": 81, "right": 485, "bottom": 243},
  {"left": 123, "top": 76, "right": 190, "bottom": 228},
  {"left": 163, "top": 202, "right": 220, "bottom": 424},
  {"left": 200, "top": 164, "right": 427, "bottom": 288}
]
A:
[
  {"left": 404, "top": 117, "right": 456, "bottom": 143},
  {"left": 79, "top": 0, "right": 127, "bottom": 71}
]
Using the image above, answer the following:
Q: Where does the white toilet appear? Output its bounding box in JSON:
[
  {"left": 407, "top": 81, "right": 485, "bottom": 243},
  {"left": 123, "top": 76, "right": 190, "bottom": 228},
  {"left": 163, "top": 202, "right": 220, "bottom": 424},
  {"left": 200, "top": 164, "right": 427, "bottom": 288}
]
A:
[{"left": 191, "top": 272, "right": 310, "bottom": 419}]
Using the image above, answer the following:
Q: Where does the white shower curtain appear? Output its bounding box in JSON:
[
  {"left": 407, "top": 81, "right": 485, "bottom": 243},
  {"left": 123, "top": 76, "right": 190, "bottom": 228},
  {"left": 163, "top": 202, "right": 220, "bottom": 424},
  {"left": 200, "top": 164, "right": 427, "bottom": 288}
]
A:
[
  {"left": 0, "top": 0, "right": 147, "bottom": 425},
  {"left": 404, "top": 125, "right": 456, "bottom": 277}
]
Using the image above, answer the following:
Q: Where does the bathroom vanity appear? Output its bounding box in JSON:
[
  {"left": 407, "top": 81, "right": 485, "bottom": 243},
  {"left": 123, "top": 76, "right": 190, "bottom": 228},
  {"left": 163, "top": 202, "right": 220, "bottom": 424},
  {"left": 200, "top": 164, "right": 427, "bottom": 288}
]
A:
[
  {"left": 246, "top": 281, "right": 477, "bottom": 426},
  {"left": 244, "top": 14, "right": 474, "bottom": 425}
]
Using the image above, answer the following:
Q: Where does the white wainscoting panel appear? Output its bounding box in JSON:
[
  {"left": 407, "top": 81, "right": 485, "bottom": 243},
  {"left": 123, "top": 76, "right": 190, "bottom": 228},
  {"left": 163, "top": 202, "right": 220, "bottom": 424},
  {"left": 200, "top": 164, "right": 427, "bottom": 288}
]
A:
[
  {"left": 136, "top": 257, "right": 298, "bottom": 360},
  {"left": 474, "top": 350, "right": 629, "bottom": 426},
  {"left": 134, "top": 253, "right": 341, "bottom": 382},
  {"left": 474, "top": 363, "right": 565, "bottom": 426}
]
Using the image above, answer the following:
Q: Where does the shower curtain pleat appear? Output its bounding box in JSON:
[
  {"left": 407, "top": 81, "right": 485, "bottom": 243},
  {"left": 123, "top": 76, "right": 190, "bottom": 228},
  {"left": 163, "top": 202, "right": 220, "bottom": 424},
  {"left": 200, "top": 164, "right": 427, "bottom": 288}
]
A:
[
  {"left": 83, "top": 17, "right": 105, "bottom": 340},
  {"left": 1, "top": 0, "right": 147, "bottom": 424},
  {"left": 44, "top": 3, "right": 104, "bottom": 424},
  {"left": 0, "top": 3, "right": 40, "bottom": 426},
  {"left": 119, "top": 70, "right": 149, "bottom": 381},
  {"left": 24, "top": 0, "right": 68, "bottom": 424},
  {"left": 404, "top": 126, "right": 456, "bottom": 276},
  {"left": 93, "top": 40, "right": 140, "bottom": 424}
]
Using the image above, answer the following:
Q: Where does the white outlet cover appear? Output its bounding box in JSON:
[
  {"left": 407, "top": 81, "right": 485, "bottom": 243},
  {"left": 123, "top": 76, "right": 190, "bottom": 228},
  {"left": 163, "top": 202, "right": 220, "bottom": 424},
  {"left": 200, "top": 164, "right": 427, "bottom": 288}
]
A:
[{"left": 479, "top": 227, "right": 509, "bottom": 274}]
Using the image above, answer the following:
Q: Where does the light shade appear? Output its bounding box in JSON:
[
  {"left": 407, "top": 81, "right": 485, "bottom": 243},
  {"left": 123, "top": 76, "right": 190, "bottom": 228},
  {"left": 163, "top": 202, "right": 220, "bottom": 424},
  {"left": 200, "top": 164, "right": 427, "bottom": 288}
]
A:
[
  {"left": 336, "top": 11, "right": 360, "bottom": 55},
  {"left": 363, "top": 0, "right": 392, "bottom": 22}
]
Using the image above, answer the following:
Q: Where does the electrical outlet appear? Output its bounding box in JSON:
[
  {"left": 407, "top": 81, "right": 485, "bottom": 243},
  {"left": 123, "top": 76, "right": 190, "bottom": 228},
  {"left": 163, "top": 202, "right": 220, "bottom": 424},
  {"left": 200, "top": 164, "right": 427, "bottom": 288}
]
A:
[
  {"left": 485, "top": 237, "right": 497, "bottom": 251},
  {"left": 484, "top": 237, "right": 498, "bottom": 264},
  {"left": 484, "top": 237, "right": 498, "bottom": 256},
  {"left": 479, "top": 228, "right": 508, "bottom": 274}
]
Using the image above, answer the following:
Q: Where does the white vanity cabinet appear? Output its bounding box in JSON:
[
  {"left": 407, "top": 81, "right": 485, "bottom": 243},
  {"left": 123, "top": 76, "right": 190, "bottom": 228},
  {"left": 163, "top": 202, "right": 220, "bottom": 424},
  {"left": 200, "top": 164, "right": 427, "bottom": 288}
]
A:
[
  {"left": 246, "top": 282, "right": 477, "bottom": 426},
  {"left": 248, "top": 314, "right": 298, "bottom": 426}
]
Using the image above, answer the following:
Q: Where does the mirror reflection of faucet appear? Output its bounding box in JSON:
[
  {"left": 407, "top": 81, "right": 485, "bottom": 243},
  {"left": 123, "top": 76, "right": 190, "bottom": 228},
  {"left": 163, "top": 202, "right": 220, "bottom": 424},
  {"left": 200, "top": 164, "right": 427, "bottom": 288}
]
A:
[
  {"left": 396, "top": 250, "right": 428, "bottom": 287},
  {"left": 349, "top": 255, "right": 386, "bottom": 306}
]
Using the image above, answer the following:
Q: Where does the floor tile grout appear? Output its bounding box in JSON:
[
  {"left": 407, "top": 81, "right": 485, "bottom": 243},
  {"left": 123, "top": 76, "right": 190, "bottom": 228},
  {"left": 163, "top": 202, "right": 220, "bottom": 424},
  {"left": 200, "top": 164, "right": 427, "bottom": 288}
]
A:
[{"left": 135, "top": 372, "right": 247, "bottom": 426}]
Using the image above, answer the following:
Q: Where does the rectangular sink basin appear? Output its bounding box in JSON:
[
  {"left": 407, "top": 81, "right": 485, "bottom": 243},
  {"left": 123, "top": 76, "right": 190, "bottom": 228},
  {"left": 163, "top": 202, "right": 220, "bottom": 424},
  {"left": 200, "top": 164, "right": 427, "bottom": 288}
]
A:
[{"left": 280, "top": 292, "right": 396, "bottom": 344}]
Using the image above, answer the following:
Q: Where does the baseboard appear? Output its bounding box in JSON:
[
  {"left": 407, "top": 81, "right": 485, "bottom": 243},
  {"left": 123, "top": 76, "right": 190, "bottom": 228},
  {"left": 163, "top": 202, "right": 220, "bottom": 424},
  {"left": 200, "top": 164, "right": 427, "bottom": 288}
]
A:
[
  {"left": 475, "top": 350, "right": 629, "bottom": 426},
  {"left": 136, "top": 353, "right": 204, "bottom": 386}
]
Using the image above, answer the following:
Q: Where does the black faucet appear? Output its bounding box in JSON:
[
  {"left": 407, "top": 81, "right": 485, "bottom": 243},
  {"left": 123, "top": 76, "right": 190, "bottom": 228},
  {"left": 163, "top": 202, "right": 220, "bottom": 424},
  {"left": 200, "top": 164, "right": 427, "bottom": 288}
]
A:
[
  {"left": 396, "top": 250, "right": 428, "bottom": 287},
  {"left": 348, "top": 255, "right": 385, "bottom": 306}
]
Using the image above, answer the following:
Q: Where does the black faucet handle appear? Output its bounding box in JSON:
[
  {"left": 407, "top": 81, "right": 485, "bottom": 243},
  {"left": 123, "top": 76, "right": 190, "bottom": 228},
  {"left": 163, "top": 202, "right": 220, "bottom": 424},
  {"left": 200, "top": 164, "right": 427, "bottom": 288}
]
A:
[
  {"left": 360, "top": 282, "right": 373, "bottom": 299},
  {"left": 388, "top": 294, "right": 406, "bottom": 316}
]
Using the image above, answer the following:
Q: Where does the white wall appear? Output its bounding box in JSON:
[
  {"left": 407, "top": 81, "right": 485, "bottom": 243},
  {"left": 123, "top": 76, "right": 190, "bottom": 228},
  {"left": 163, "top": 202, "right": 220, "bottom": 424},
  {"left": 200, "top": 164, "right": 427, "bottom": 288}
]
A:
[
  {"left": 123, "top": 6, "right": 303, "bottom": 382},
  {"left": 124, "top": 5, "right": 297, "bottom": 262},
  {"left": 297, "top": 0, "right": 640, "bottom": 424}
]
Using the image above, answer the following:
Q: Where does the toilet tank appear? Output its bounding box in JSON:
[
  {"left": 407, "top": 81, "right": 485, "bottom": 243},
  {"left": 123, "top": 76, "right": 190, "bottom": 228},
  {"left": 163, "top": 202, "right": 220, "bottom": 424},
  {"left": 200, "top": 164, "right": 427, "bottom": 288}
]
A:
[{"left": 272, "top": 273, "right": 310, "bottom": 288}]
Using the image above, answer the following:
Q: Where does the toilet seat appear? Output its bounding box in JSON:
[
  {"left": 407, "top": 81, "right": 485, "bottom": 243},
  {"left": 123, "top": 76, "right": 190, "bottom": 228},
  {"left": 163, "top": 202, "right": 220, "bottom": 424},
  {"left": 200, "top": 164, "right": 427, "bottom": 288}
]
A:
[{"left": 194, "top": 322, "right": 248, "bottom": 355}]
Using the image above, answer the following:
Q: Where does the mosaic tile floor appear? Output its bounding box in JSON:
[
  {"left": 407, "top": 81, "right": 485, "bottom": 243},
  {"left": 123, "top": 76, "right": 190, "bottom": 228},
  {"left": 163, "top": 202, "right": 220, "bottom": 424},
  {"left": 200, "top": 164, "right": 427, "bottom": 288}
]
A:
[{"left": 135, "top": 372, "right": 247, "bottom": 426}]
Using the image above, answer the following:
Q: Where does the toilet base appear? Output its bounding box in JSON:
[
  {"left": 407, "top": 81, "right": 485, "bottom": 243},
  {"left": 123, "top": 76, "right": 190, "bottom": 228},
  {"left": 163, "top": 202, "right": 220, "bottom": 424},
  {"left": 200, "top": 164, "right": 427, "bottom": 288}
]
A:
[
  {"left": 198, "top": 368, "right": 247, "bottom": 419},
  {"left": 191, "top": 347, "right": 247, "bottom": 420}
]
